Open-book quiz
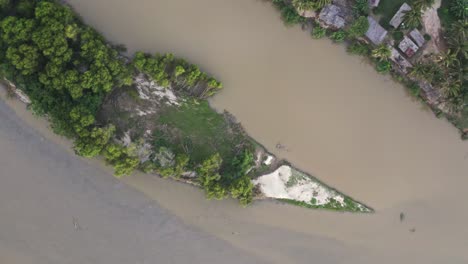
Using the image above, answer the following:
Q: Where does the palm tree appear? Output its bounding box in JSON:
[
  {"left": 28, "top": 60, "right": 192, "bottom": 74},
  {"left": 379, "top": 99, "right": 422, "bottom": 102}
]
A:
[
  {"left": 447, "top": 20, "right": 468, "bottom": 59},
  {"left": 450, "top": 0, "right": 468, "bottom": 19},
  {"left": 436, "top": 49, "right": 460, "bottom": 68},
  {"left": 441, "top": 78, "right": 462, "bottom": 97},
  {"left": 402, "top": 8, "right": 422, "bottom": 28},
  {"left": 409, "top": 62, "right": 433, "bottom": 82},
  {"left": 413, "top": 0, "right": 435, "bottom": 10},
  {"left": 314, "top": 0, "right": 332, "bottom": 9},
  {"left": 292, "top": 0, "right": 315, "bottom": 11},
  {"left": 371, "top": 44, "right": 391, "bottom": 61}
]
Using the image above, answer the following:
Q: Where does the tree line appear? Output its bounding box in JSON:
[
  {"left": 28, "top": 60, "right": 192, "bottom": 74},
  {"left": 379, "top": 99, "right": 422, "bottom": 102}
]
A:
[{"left": 0, "top": 0, "right": 254, "bottom": 204}]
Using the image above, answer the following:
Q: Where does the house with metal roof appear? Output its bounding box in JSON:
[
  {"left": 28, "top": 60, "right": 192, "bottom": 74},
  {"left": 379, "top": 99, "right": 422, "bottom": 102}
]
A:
[
  {"left": 365, "top": 16, "right": 387, "bottom": 45},
  {"left": 409, "top": 29, "right": 426, "bottom": 47},
  {"left": 398, "top": 36, "right": 419, "bottom": 57}
]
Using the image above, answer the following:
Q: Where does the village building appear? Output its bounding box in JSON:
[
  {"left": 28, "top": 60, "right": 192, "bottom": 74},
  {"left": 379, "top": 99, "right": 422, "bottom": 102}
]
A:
[
  {"left": 369, "top": 0, "right": 380, "bottom": 8},
  {"left": 365, "top": 16, "right": 387, "bottom": 45},
  {"left": 419, "top": 81, "right": 441, "bottom": 104},
  {"left": 409, "top": 29, "right": 426, "bottom": 47},
  {"left": 318, "top": 4, "right": 346, "bottom": 29},
  {"left": 390, "top": 48, "right": 412, "bottom": 73},
  {"left": 398, "top": 36, "right": 419, "bottom": 57},
  {"left": 389, "top": 3, "right": 412, "bottom": 28}
]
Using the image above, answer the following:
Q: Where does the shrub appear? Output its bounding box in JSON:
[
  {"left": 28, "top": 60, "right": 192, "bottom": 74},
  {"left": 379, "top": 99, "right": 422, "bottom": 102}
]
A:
[
  {"left": 272, "top": 0, "right": 305, "bottom": 26},
  {"left": 406, "top": 82, "right": 420, "bottom": 97},
  {"left": 347, "top": 16, "right": 369, "bottom": 38},
  {"left": 311, "top": 25, "right": 326, "bottom": 39},
  {"left": 329, "top": 30, "right": 347, "bottom": 42},
  {"left": 376, "top": 60, "right": 391, "bottom": 74},
  {"left": 392, "top": 31, "right": 404, "bottom": 41},
  {"left": 353, "top": 0, "right": 369, "bottom": 16},
  {"left": 347, "top": 41, "right": 370, "bottom": 55},
  {"left": 424, "top": 33, "right": 431, "bottom": 40}
]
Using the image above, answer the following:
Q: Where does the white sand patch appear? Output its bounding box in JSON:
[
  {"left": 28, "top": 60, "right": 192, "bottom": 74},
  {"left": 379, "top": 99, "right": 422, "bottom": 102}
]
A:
[
  {"left": 263, "top": 155, "right": 274, "bottom": 166},
  {"left": 134, "top": 74, "right": 180, "bottom": 105},
  {"left": 253, "top": 165, "right": 352, "bottom": 207}
]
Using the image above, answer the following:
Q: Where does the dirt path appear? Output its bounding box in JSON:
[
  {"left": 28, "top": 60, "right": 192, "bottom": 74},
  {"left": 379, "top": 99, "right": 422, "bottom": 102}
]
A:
[{"left": 422, "top": 0, "right": 443, "bottom": 54}]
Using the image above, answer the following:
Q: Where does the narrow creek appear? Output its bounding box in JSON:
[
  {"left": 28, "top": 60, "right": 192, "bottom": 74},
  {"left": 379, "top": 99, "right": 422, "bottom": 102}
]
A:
[{"left": 61, "top": 0, "right": 468, "bottom": 262}]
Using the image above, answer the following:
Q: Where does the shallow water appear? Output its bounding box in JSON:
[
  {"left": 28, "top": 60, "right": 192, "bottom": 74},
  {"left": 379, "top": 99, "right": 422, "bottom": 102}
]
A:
[{"left": 25, "top": 0, "right": 468, "bottom": 262}]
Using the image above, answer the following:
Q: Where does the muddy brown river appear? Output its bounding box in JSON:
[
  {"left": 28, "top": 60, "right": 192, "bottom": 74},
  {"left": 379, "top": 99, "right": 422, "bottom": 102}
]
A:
[{"left": 3, "top": 0, "right": 468, "bottom": 263}]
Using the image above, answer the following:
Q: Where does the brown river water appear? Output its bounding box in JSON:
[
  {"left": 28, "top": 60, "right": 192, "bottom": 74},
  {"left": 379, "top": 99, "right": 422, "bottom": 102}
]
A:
[{"left": 9, "top": 0, "right": 468, "bottom": 263}]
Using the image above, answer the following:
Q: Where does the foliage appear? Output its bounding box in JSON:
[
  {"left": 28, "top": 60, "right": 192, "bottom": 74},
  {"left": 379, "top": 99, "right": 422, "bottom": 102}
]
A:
[
  {"left": 311, "top": 25, "right": 326, "bottom": 39},
  {"left": 413, "top": 0, "right": 435, "bottom": 10},
  {"left": 329, "top": 30, "right": 347, "bottom": 42},
  {"left": 376, "top": 60, "right": 391, "bottom": 74},
  {"left": 450, "top": 0, "right": 467, "bottom": 19},
  {"left": 132, "top": 52, "right": 222, "bottom": 98},
  {"left": 271, "top": 0, "right": 306, "bottom": 26},
  {"left": 406, "top": 82, "right": 421, "bottom": 97},
  {"left": 402, "top": 8, "right": 422, "bottom": 28},
  {"left": 103, "top": 144, "right": 140, "bottom": 177},
  {"left": 197, "top": 153, "right": 227, "bottom": 200},
  {"left": 347, "top": 16, "right": 369, "bottom": 38},
  {"left": 371, "top": 44, "right": 391, "bottom": 61},
  {"left": 291, "top": 0, "right": 316, "bottom": 11},
  {"left": 347, "top": 41, "right": 370, "bottom": 55},
  {"left": 313, "top": 0, "right": 331, "bottom": 9},
  {"left": 352, "top": 0, "right": 369, "bottom": 16},
  {"left": 392, "top": 30, "right": 404, "bottom": 41}
]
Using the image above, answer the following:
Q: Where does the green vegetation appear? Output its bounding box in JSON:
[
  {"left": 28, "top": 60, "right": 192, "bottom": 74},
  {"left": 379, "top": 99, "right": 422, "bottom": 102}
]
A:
[
  {"left": 146, "top": 99, "right": 256, "bottom": 205},
  {"left": 347, "top": 41, "right": 371, "bottom": 55},
  {"left": 133, "top": 52, "right": 222, "bottom": 99},
  {"left": 352, "top": 0, "right": 369, "bottom": 16},
  {"left": 271, "top": 0, "right": 306, "bottom": 26},
  {"left": 311, "top": 25, "right": 326, "bottom": 39},
  {"left": 402, "top": 8, "right": 423, "bottom": 28},
  {"left": 392, "top": 30, "right": 404, "bottom": 41},
  {"left": 329, "top": 29, "right": 347, "bottom": 43},
  {"left": 0, "top": 0, "right": 140, "bottom": 176},
  {"left": 371, "top": 44, "right": 391, "bottom": 61},
  {"left": 347, "top": 16, "right": 370, "bottom": 38}
]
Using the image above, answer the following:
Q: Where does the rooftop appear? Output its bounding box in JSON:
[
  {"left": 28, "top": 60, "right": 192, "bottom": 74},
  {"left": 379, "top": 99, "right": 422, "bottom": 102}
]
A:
[
  {"left": 318, "top": 4, "right": 346, "bottom": 29},
  {"left": 398, "top": 36, "right": 419, "bottom": 57},
  {"left": 389, "top": 3, "right": 412, "bottom": 28},
  {"left": 390, "top": 48, "right": 412, "bottom": 73},
  {"left": 409, "top": 29, "right": 425, "bottom": 47},
  {"left": 365, "top": 16, "right": 388, "bottom": 45}
]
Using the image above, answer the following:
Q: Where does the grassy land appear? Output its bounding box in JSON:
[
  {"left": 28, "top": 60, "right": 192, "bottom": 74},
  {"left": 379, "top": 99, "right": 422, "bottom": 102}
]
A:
[
  {"left": 155, "top": 99, "right": 251, "bottom": 168},
  {"left": 278, "top": 197, "right": 371, "bottom": 212},
  {"left": 374, "top": 0, "right": 415, "bottom": 29}
]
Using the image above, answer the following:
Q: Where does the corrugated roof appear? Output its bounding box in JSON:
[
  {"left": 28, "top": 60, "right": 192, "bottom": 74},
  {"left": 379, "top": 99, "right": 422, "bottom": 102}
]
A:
[
  {"left": 409, "top": 29, "right": 425, "bottom": 47},
  {"left": 389, "top": 3, "right": 412, "bottom": 28},
  {"left": 365, "top": 16, "right": 387, "bottom": 45}
]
